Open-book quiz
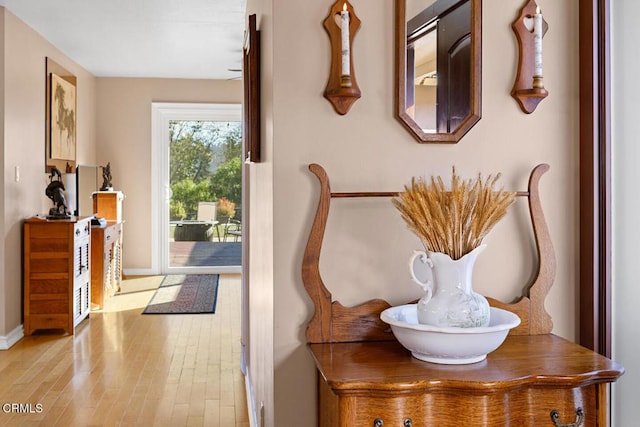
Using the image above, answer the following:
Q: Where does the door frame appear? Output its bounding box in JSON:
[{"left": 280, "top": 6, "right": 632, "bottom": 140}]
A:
[
  {"left": 579, "top": 0, "right": 611, "bottom": 357},
  {"left": 151, "top": 102, "right": 242, "bottom": 275}
]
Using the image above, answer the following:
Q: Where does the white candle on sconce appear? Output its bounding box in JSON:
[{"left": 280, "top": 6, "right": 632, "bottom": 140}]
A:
[
  {"left": 533, "top": 6, "right": 543, "bottom": 77},
  {"left": 340, "top": 3, "right": 350, "bottom": 76}
]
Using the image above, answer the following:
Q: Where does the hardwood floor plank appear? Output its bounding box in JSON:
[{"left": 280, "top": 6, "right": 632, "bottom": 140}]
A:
[
  {"left": 220, "top": 403, "right": 236, "bottom": 426},
  {"left": 90, "top": 388, "right": 117, "bottom": 423},
  {"left": 203, "top": 399, "right": 221, "bottom": 427},
  {"left": 0, "top": 274, "right": 248, "bottom": 427},
  {"left": 170, "top": 403, "right": 190, "bottom": 425},
  {"left": 188, "top": 382, "right": 206, "bottom": 417}
]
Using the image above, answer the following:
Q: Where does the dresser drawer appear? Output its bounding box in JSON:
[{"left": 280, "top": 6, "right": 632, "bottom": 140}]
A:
[
  {"left": 327, "top": 385, "right": 596, "bottom": 427},
  {"left": 103, "top": 223, "right": 120, "bottom": 244},
  {"left": 522, "top": 387, "right": 595, "bottom": 426},
  {"left": 74, "top": 221, "right": 91, "bottom": 239}
]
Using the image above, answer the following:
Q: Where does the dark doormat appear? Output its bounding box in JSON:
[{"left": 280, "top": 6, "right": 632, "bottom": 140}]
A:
[{"left": 142, "top": 274, "right": 219, "bottom": 314}]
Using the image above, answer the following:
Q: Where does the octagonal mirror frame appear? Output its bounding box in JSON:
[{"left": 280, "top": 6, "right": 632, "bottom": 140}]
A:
[{"left": 395, "top": 0, "right": 482, "bottom": 143}]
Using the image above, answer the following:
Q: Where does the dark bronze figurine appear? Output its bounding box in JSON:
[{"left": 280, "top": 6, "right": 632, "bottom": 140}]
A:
[
  {"left": 100, "top": 162, "right": 113, "bottom": 191},
  {"left": 46, "top": 167, "right": 71, "bottom": 219}
]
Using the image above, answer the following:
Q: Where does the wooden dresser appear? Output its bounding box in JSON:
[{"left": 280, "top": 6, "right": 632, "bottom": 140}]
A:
[
  {"left": 303, "top": 164, "right": 624, "bottom": 427},
  {"left": 23, "top": 216, "right": 92, "bottom": 335},
  {"left": 90, "top": 190, "right": 124, "bottom": 309}
]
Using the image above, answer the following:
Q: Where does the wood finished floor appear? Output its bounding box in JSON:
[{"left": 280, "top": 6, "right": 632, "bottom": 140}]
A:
[
  {"left": 169, "top": 242, "right": 241, "bottom": 268},
  {"left": 0, "top": 274, "right": 249, "bottom": 427}
]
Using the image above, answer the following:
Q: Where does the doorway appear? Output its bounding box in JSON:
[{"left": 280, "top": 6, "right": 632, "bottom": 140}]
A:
[{"left": 151, "top": 102, "right": 242, "bottom": 275}]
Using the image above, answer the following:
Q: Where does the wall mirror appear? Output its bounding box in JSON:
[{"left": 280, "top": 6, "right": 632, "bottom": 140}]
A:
[{"left": 396, "top": 0, "right": 481, "bottom": 143}]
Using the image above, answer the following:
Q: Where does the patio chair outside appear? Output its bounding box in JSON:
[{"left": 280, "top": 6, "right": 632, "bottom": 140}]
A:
[
  {"left": 197, "top": 202, "right": 217, "bottom": 222},
  {"left": 223, "top": 218, "right": 242, "bottom": 242}
]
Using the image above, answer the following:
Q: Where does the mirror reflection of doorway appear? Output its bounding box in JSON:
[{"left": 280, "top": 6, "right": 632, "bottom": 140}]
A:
[
  {"left": 406, "top": 0, "right": 472, "bottom": 133},
  {"left": 152, "top": 103, "right": 242, "bottom": 275}
]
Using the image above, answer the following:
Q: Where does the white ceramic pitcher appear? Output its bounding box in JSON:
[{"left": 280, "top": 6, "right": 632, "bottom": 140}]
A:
[{"left": 409, "top": 245, "right": 490, "bottom": 328}]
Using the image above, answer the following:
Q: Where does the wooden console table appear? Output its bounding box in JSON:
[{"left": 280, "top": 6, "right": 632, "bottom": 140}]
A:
[
  {"left": 91, "top": 221, "right": 123, "bottom": 309},
  {"left": 303, "top": 164, "right": 624, "bottom": 426},
  {"left": 90, "top": 191, "right": 124, "bottom": 309}
]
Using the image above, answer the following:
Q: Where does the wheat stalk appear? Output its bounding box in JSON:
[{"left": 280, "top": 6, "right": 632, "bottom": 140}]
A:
[{"left": 392, "top": 168, "right": 516, "bottom": 260}]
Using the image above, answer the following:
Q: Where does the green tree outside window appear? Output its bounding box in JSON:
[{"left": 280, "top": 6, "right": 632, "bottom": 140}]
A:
[{"left": 169, "top": 120, "right": 242, "bottom": 221}]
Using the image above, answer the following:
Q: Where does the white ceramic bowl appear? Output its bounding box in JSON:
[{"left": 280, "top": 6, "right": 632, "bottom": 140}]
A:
[{"left": 380, "top": 304, "right": 521, "bottom": 364}]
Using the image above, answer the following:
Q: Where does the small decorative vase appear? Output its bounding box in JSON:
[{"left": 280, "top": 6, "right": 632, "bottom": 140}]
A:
[{"left": 409, "top": 245, "right": 490, "bottom": 328}]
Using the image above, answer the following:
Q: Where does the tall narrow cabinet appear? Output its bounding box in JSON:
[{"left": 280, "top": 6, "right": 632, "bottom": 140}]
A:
[
  {"left": 91, "top": 221, "right": 123, "bottom": 309},
  {"left": 90, "top": 191, "right": 124, "bottom": 309},
  {"left": 23, "top": 217, "right": 92, "bottom": 335}
]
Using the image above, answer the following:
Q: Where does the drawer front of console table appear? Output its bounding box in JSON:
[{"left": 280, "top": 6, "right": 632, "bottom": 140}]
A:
[{"left": 321, "top": 380, "right": 597, "bottom": 426}]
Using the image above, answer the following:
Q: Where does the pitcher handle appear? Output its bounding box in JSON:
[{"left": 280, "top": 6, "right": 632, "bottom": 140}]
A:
[{"left": 409, "top": 250, "right": 433, "bottom": 302}]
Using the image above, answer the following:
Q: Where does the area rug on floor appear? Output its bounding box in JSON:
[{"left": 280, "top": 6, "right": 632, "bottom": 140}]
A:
[{"left": 142, "top": 274, "right": 219, "bottom": 314}]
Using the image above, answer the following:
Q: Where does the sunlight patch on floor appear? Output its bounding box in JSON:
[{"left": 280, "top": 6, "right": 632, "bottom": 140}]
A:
[
  {"left": 97, "top": 275, "right": 162, "bottom": 312},
  {"left": 117, "top": 275, "right": 165, "bottom": 294}
]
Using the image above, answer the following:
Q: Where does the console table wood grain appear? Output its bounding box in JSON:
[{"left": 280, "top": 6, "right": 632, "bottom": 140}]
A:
[{"left": 303, "top": 164, "right": 624, "bottom": 426}]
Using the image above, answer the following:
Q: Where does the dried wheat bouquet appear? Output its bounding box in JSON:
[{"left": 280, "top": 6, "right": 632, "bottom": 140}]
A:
[{"left": 392, "top": 168, "right": 516, "bottom": 260}]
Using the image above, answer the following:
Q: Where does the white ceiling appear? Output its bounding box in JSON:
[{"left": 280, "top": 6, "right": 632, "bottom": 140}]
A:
[{"left": 0, "top": 0, "right": 246, "bottom": 80}]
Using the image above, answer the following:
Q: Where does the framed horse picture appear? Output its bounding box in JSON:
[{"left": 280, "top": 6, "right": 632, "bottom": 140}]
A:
[
  {"left": 50, "top": 73, "right": 76, "bottom": 161},
  {"left": 45, "top": 57, "right": 77, "bottom": 173}
]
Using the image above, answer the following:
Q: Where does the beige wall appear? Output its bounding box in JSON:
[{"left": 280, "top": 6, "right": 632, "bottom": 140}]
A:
[
  {"left": 612, "top": 0, "right": 638, "bottom": 424},
  {"left": 244, "top": 0, "right": 579, "bottom": 425},
  {"left": 244, "top": 0, "right": 275, "bottom": 425},
  {"left": 0, "top": 8, "right": 97, "bottom": 342},
  {"left": 95, "top": 78, "right": 242, "bottom": 271}
]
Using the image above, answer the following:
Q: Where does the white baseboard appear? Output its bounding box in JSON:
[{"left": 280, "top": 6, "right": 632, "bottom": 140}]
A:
[
  {"left": 0, "top": 324, "right": 24, "bottom": 350},
  {"left": 123, "top": 268, "right": 158, "bottom": 276}
]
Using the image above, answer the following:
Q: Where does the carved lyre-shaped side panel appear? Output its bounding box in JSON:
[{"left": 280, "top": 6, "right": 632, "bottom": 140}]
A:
[{"left": 302, "top": 164, "right": 555, "bottom": 344}]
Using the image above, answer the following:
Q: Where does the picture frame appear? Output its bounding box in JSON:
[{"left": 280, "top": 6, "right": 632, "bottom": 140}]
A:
[
  {"left": 45, "top": 57, "right": 77, "bottom": 173},
  {"left": 50, "top": 73, "right": 76, "bottom": 160},
  {"left": 243, "top": 14, "right": 261, "bottom": 163}
]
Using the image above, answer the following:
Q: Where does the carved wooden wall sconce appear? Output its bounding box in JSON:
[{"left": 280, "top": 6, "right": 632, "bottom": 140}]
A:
[
  {"left": 511, "top": 0, "right": 548, "bottom": 114},
  {"left": 323, "top": 0, "right": 361, "bottom": 115}
]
